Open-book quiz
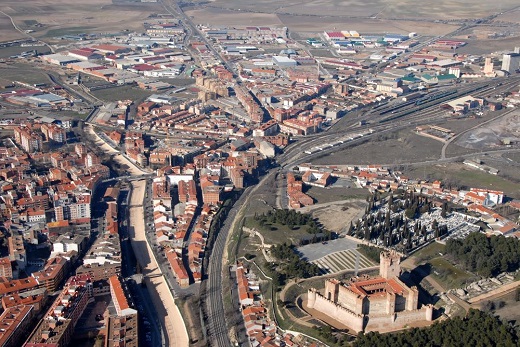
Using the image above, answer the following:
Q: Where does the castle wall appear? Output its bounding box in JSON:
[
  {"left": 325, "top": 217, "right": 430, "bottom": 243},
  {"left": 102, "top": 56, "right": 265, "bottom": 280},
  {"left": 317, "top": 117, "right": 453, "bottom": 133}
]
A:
[
  {"left": 309, "top": 290, "right": 364, "bottom": 332},
  {"left": 393, "top": 276, "right": 419, "bottom": 311},
  {"left": 366, "top": 295, "right": 388, "bottom": 315},
  {"left": 365, "top": 305, "right": 433, "bottom": 332}
]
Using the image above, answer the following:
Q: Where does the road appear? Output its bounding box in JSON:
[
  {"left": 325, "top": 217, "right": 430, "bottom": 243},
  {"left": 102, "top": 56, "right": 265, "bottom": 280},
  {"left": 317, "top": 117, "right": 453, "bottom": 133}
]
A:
[
  {"left": 162, "top": 0, "right": 236, "bottom": 74},
  {"left": 84, "top": 124, "right": 149, "bottom": 176}
]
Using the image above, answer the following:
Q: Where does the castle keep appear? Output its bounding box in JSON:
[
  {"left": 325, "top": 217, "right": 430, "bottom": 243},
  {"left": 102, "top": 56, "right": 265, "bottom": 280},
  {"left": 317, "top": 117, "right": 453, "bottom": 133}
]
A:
[{"left": 307, "top": 250, "right": 433, "bottom": 332}]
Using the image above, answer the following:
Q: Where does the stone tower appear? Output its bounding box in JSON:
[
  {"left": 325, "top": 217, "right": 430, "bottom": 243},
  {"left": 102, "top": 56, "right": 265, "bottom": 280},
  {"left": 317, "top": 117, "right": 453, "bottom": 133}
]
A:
[{"left": 380, "top": 251, "right": 401, "bottom": 279}]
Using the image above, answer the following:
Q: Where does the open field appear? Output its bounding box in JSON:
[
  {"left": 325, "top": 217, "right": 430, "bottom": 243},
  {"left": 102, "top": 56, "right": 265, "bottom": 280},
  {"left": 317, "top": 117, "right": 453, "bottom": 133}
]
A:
[
  {"left": 187, "top": 0, "right": 520, "bottom": 20},
  {"left": 0, "top": 0, "right": 161, "bottom": 43},
  {"left": 243, "top": 218, "right": 312, "bottom": 245},
  {"left": 185, "top": 7, "right": 460, "bottom": 35},
  {"left": 304, "top": 186, "right": 369, "bottom": 205},
  {"left": 0, "top": 46, "right": 51, "bottom": 58},
  {"left": 493, "top": 7, "right": 520, "bottom": 24},
  {"left": 0, "top": 16, "right": 24, "bottom": 42},
  {"left": 279, "top": 15, "right": 460, "bottom": 35},
  {"left": 453, "top": 37, "right": 520, "bottom": 55},
  {"left": 0, "top": 62, "right": 52, "bottom": 85},
  {"left": 312, "top": 130, "right": 444, "bottom": 166},
  {"left": 483, "top": 289, "right": 520, "bottom": 323},
  {"left": 454, "top": 111, "right": 520, "bottom": 151},
  {"left": 412, "top": 242, "right": 446, "bottom": 263}
]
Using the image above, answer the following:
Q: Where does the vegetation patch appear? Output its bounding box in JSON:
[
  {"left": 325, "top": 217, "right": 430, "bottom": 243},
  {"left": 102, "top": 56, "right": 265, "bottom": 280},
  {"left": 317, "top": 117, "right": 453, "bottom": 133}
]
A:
[
  {"left": 247, "top": 209, "right": 332, "bottom": 246},
  {"left": 265, "top": 243, "right": 321, "bottom": 288},
  {"left": 445, "top": 232, "right": 520, "bottom": 277},
  {"left": 354, "top": 309, "right": 519, "bottom": 347},
  {"left": 357, "top": 244, "right": 384, "bottom": 263},
  {"left": 44, "top": 26, "right": 95, "bottom": 38},
  {"left": 412, "top": 242, "right": 446, "bottom": 263}
]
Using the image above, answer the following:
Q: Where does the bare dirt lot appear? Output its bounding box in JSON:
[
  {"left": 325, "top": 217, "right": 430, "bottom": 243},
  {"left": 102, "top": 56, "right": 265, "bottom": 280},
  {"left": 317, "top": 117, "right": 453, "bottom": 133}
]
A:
[
  {"left": 185, "top": 7, "right": 460, "bottom": 35},
  {"left": 278, "top": 16, "right": 460, "bottom": 36},
  {"left": 297, "top": 199, "right": 367, "bottom": 233},
  {"left": 454, "top": 111, "right": 520, "bottom": 150}
]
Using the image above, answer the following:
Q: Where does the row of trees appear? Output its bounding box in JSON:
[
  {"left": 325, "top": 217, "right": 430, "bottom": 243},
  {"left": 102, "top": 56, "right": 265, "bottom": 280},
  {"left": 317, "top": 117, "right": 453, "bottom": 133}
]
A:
[
  {"left": 446, "top": 232, "right": 520, "bottom": 277},
  {"left": 354, "top": 309, "right": 518, "bottom": 347}
]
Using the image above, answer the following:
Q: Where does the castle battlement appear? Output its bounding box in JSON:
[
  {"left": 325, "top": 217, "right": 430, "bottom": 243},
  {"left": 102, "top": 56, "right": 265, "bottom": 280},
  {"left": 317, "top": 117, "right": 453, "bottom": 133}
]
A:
[{"left": 310, "top": 290, "right": 364, "bottom": 319}]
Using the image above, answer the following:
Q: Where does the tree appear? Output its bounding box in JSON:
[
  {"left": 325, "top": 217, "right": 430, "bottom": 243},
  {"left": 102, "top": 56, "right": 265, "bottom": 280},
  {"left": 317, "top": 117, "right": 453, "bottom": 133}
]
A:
[
  {"left": 353, "top": 309, "right": 519, "bottom": 347},
  {"left": 441, "top": 202, "right": 448, "bottom": 218}
]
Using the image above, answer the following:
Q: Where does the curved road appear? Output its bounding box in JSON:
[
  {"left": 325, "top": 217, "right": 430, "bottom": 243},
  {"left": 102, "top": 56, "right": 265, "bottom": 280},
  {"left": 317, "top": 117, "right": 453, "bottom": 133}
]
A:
[
  {"left": 0, "top": 9, "right": 55, "bottom": 53},
  {"left": 441, "top": 108, "right": 518, "bottom": 159}
]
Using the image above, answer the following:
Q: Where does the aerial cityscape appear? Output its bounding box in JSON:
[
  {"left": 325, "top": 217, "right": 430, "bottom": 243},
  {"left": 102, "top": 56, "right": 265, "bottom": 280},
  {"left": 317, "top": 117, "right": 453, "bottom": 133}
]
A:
[{"left": 0, "top": 0, "right": 519, "bottom": 346}]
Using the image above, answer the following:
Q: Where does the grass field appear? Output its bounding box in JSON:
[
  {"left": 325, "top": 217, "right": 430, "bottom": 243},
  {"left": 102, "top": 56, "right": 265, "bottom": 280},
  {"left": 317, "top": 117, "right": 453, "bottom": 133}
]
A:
[
  {"left": 0, "top": 46, "right": 51, "bottom": 58},
  {"left": 44, "top": 26, "right": 94, "bottom": 38},
  {"left": 91, "top": 85, "right": 153, "bottom": 103},
  {"left": 412, "top": 242, "right": 446, "bottom": 263},
  {"left": 429, "top": 258, "right": 475, "bottom": 290},
  {"left": 0, "top": 64, "right": 50, "bottom": 85}
]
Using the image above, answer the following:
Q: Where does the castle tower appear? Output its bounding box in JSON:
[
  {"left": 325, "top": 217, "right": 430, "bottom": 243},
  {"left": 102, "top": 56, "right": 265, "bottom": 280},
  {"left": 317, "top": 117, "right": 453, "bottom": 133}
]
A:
[
  {"left": 307, "top": 289, "right": 317, "bottom": 308},
  {"left": 380, "top": 251, "right": 401, "bottom": 279},
  {"left": 425, "top": 304, "right": 434, "bottom": 321},
  {"left": 406, "top": 286, "right": 419, "bottom": 311},
  {"left": 324, "top": 279, "right": 340, "bottom": 302}
]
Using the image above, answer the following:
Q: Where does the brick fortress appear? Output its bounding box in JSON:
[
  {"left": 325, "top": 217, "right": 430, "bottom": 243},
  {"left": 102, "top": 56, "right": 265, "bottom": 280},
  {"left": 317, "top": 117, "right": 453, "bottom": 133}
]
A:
[{"left": 306, "top": 250, "right": 433, "bottom": 332}]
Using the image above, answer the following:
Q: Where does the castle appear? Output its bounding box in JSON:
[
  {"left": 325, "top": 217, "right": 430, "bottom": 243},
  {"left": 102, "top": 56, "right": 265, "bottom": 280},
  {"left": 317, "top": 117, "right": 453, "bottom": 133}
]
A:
[{"left": 306, "top": 250, "right": 433, "bottom": 333}]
